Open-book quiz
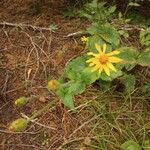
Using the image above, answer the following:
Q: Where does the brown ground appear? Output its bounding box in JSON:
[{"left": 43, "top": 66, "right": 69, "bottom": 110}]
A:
[{"left": 0, "top": 1, "right": 91, "bottom": 150}]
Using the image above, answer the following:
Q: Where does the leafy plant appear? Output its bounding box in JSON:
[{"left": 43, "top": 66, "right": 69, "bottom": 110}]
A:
[
  {"left": 79, "top": 0, "right": 116, "bottom": 23},
  {"left": 139, "top": 28, "right": 150, "bottom": 47},
  {"left": 121, "top": 140, "right": 141, "bottom": 150},
  {"left": 8, "top": 0, "right": 150, "bottom": 134}
]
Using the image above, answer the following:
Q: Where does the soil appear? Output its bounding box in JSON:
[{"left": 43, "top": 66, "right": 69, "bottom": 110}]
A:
[{"left": 0, "top": 1, "right": 90, "bottom": 150}]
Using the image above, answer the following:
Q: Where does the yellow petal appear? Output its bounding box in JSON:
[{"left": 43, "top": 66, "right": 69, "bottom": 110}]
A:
[
  {"left": 86, "top": 58, "right": 99, "bottom": 64},
  {"left": 87, "top": 52, "right": 99, "bottom": 57},
  {"left": 89, "top": 63, "right": 95, "bottom": 67},
  {"left": 98, "top": 66, "right": 103, "bottom": 75},
  {"left": 95, "top": 43, "right": 102, "bottom": 54},
  {"left": 107, "top": 50, "right": 120, "bottom": 56},
  {"left": 91, "top": 64, "right": 100, "bottom": 72},
  {"left": 86, "top": 58, "right": 96, "bottom": 63},
  {"left": 106, "top": 62, "right": 117, "bottom": 72},
  {"left": 102, "top": 64, "right": 110, "bottom": 76},
  {"left": 108, "top": 56, "right": 122, "bottom": 63},
  {"left": 103, "top": 44, "right": 107, "bottom": 53}
]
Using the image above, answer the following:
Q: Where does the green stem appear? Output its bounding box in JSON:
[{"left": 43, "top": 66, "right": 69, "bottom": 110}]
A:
[{"left": 29, "top": 100, "right": 57, "bottom": 121}]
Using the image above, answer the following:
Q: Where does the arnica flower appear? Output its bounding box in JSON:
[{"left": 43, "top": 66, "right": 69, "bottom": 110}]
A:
[
  {"left": 86, "top": 43, "right": 123, "bottom": 76},
  {"left": 48, "top": 80, "right": 59, "bottom": 91},
  {"left": 81, "top": 36, "right": 88, "bottom": 43}
]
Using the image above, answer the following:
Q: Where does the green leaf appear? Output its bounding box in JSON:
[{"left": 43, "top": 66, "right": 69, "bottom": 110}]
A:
[
  {"left": 110, "top": 70, "right": 123, "bottom": 79},
  {"left": 87, "top": 23, "right": 99, "bottom": 35},
  {"left": 99, "top": 69, "right": 123, "bottom": 81},
  {"left": 143, "top": 140, "right": 150, "bottom": 150},
  {"left": 87, "top": 34, "right": 105, "bottom": 51},
  {"left": 108, "top": 6, "right": 116, "bottom": 13},
  {"left": 62, "top": 93, "right": 75, "bottom": 110},
  {"left": 99, "top": 24, "right": 120, "bottom": 47},
  {"left": 81, "top": 68, "right": 99, "bottom": 85},
  {"left": 121, "top": 74, "right": 136, "bottom": 93},
  {"left": 139, "top": 28, "right": 150, "bottom": 46},
  {"left": 121, "top": 140, "right": 142, "bottom": 150},
  {"left": 56, "top": 85, "right": 75, "bottom": 110},
  {"left": 118, "top": 47, "right": 139, "bottom": 71},
  {"left": 137, "top": 50, "right": 150, "bottom": 66},
  {"left": 68, "top": 81, "right": 86, "bottom": 95},
  {"left": 65, "top": 56, "right": 87, "bottom": 81},
  {"left": 119, "top": 47, "right": 139, "bottom": 63}
]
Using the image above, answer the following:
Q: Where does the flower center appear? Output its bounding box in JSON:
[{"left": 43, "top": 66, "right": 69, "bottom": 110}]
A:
[{"left": 99, "top": 55, "right": 108, "bottom": 64}]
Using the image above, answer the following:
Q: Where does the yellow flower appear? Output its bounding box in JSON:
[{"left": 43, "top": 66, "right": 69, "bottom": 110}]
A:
[
  {"left": 48, "top": 80, "right": 59, "bottom": 91},
  {"left": 9, "top": 118, "right": 28, "bottom": 132},
  {"left": 86, "top": 43, "right": 123, "bottom": 76},
  {"left": 81, "top": 36, "right": 88, "bottom": 43}
]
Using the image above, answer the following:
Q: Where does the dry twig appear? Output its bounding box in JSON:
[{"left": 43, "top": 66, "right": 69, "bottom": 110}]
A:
[{"left": 0, "top": 21, "right": 52, "bottom": 32}]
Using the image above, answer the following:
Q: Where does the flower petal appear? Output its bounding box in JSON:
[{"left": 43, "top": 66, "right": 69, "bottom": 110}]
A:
[
  {"left": 102, "top": 64, "right": 110, "bottom": 76},
  {"left": 107, "top": 50, "right": 120, "bottom": 56},
  {"left": 103, "top": 44, "right": 107, "bottom": 53},
  {"left": 89, "top": 62, "right": 95, "bottom": 67},
  {"left": 106, "top": 62, "right": 117, "bottom": 72},
  {"left": 86, "top": 58, "right": 96, "bottom": 63},
  {"left": 98, "top": 66, "right": 103, "bottom": 75},
  {"left": 87, "top": 52, "right": 99, "bottom": 57},
  {"left": 91, "top": 64, "right": 100, "bottom": 72},
  {"left": 95, "top": 43, "right": 102, "bottom": 54},
  {"left": 108, "top": 56, "right": 123, "bottom": 63}
]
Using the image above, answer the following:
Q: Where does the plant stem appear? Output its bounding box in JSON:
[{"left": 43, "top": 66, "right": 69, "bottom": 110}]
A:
[{"left": 29, "top": 100, "right": 57, "bottom": 121}]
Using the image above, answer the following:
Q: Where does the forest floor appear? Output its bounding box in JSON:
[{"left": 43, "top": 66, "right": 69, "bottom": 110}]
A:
[{"left": 0, "top": 1, "right": 149, "bottom": 150}]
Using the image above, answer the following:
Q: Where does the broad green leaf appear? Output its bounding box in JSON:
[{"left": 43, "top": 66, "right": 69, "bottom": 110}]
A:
[
  {"left": 62, "top": 94, "right": 75, "bottom": 110},
  {"left": 108, "top": 6, "right": 116, "bottom": 13},
  {"left": 81, "top": 68, "right": 99, "bottom": 85},
  {"left": 87, "top": 23, "right": 99, "bottom": 35},
  {"left": 68, "top": 81, "right": 86, "bottom": 95},
  {"left": 118, "top": 47, "right": 139, "bottom": 70},
  {"left": 121, "top": 140, "right": 141, "bottom": 150},
  {"left": 110, "top": 70, "right": 123, "bottom": 79},
  {"left": 99, "top": 70, "right": 123, "bottom": 81},
  {"left": 65, "top": 56, "right": 87, "bottom": 81},
  {"left": 137, "top": 50, "right": 150, "bottom": 66},
  {"left": 121, "top": 74, "right": 136, "bottom": 93},
  {"left": 56, "top": 85, "right": 75, "bottom": 110},
  {"left": 99, "top": 24, "right": 120, "bottom": 47},
  {"left": 87, "top": 35, "right": 106, "bottom": 52},
  {"left": 99, "top": 72, "right": 111, "bottom": 81},
  {"left": 139, "top": 28, "right": 150, "bottom": 46},
  {"left": 119, "top": 47, "right": 139, "bottom": 63}
]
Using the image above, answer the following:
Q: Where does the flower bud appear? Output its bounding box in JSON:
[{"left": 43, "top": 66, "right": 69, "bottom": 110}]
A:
[
  {"left": 47, "top": 80, "right": 59, "bottom": 91},
  {"left": 81, "top": 36, "right": 88, "bottom": 43},
  {"left": 9, "top": 118, "right": 28, "bottom": 132},
  {"left": 15, "top": 97, "right": 28, "bottom": 107}
]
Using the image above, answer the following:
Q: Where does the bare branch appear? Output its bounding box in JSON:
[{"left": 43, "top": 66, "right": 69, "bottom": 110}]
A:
[{"left": 0, "top": 21, "right": 52, "bottom": 32}]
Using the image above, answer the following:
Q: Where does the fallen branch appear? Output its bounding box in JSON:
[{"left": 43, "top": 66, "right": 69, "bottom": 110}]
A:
[
  {"left": 0, "top": 21, "right": 52, "bottom": 32},
  {"left": 63, "top": 31, "right": 87, "bottom": 38}
]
